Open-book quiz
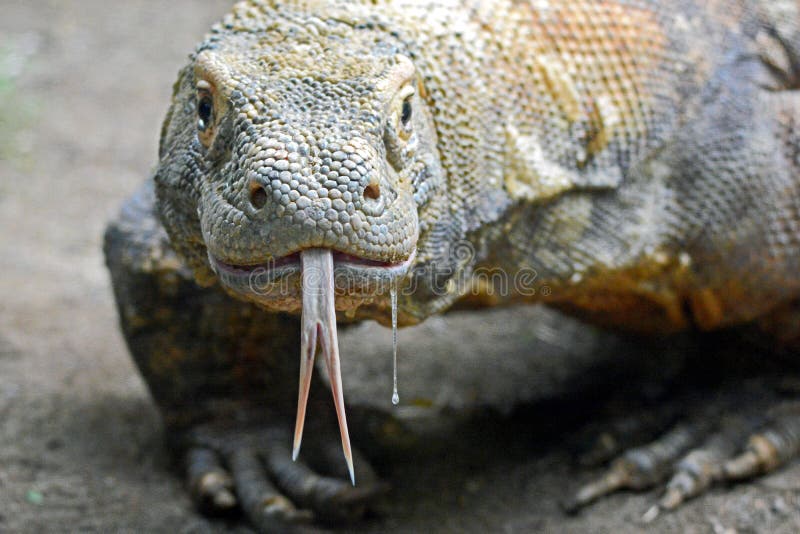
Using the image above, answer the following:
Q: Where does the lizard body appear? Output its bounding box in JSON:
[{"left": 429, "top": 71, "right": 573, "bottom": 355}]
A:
[{"left": 105, "top": 0, "right": 800, "bottom": 528}]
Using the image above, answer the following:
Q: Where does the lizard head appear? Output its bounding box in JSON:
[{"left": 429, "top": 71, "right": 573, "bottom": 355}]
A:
[
  {"left": 153, "top": 3, "right": 451, "bottom": 482},
  {"left": 154, "top": 8, "right": 448, "bottom": 315}
]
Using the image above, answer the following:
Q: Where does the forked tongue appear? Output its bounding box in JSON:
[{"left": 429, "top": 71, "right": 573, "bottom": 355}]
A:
[{"left": 293, "top": 248, "right": 355, "bottom": 485}]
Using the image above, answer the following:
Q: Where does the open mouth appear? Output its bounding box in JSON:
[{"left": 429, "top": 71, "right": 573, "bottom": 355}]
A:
[
  {"left": 208, "top": 248, "right": 415, "bottom": 485},
  {"left": 210, "top": 248, "right": 416, "bottom": 300}
]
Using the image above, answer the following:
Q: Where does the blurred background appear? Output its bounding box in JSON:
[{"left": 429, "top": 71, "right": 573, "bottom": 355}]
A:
[
  {"left": 3, "top": 1, "right": 800, "bottom": 532},
  {"left": 0, "top": 2, "right": 235, "bottom": 531}
]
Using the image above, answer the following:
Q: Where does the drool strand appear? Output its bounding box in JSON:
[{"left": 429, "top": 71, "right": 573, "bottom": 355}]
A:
[{"left": 391, "top": 284, "right": 399, "bottom": 406}]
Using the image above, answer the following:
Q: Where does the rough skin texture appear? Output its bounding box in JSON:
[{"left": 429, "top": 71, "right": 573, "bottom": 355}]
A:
[{"left": 105, "top": 0, "right": 800, "bottom": 529}]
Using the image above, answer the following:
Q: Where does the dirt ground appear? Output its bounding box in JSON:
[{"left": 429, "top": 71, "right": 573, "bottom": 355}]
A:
[{"left": 3, "top": 1, "right": 800, "bottom": 533}]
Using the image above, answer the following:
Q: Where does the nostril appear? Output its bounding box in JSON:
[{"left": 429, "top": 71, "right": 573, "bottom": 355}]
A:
[
  {"left": 249, "top": 182, "right": 268, "bottom": 209},
  {"left": 364, "top": 180, "right": 381, "bottom": 200}
]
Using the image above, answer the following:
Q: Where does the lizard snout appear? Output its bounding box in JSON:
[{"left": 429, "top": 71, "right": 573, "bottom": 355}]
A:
[
  {"left": 202, "top": 132, "right": 418, "bottom": 269},
  {"left": 243, "top": 137, "right": 394, "bottom": 220}
]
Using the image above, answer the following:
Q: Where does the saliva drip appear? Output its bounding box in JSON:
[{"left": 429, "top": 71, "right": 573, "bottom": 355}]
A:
[{"left": 391, "top": 284, "right": 399, "bottom": 405}]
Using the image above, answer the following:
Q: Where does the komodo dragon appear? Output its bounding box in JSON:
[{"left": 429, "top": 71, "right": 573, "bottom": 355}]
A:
[{"left": 104, "top": 0, "right": 800, "bottom": 530}]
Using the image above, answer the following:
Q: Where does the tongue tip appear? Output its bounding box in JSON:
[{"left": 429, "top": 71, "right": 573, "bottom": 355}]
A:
[
  {"left": 343, "top": 443, "right": 356, "bottom": 486},
  {"left": 345, "top": 452, "right": 355, "bottom": 485},
  {"left": 338, "top": 419, "right": 355, "bottom": 485},
  {"left": 292, "top": 415, "right": 305, "bottom": 461}
]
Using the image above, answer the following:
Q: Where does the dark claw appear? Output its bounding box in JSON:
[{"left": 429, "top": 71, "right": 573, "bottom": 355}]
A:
[
  {"left": 187, "top": 447, "right": 237, "bottom": 513},
  {"left": 228, "top": 447, "right": 313, "bottom": 532},
  {"left": 265, "top": 440, "right": 384, "bottom": 522}
]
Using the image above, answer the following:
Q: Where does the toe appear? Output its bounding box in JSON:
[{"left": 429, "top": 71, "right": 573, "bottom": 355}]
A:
[
  {"left": 228, "top": 447, "right": 313, "bottom": 532},
  {"left": 641, "top": 446, "right": 728, "bottom": 523},
  {"left": 265, "top": 440, "right": 384, "bottom": 522},
  {"left": 642, "top": 412, "right": 762, "bottom": 522},
  {"left": 186, "top": 447, "right": 236, "bottom": 513},
  {"left": 565, "top": 418, "right": 711, "bottom": 513},
  {"left": 724, "top": 403, "right": 800, "bottom": 480}
]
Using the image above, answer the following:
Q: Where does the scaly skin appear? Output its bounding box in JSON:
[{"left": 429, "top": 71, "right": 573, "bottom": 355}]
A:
[{"left": 105, "top": 0, "right": 800, "bottom": 530}]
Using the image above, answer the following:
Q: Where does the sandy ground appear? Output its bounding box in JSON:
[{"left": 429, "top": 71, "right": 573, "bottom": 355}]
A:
[{"left": 3, "top": 1, "right": 800, "bottom": 532}]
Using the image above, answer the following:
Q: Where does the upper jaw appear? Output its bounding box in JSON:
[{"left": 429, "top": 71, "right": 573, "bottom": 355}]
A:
[{"left": 209, "top": 248, "right": 416, "bottom": 312}]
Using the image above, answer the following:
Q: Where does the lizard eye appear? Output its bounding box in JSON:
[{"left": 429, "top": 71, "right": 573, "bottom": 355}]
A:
[
  {"left": 395, "top": 92, "right": 414, "bottom": 143},
  {"left": 384, "top": 86, "right": 415, "bottom": 168},
  {"left": 195, "top": 81, "right": 216, "bottom": 148},
  {"left": 400, "top": 97, "right": 412, "bottom": 127},
  {"left": 197, "top": 95, "right": 214, "bottom": 132}
]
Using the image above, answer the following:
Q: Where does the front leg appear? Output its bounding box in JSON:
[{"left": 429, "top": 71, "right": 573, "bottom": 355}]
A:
[{"left": 104, "top": 184, "right": 384, "bottom": 530}]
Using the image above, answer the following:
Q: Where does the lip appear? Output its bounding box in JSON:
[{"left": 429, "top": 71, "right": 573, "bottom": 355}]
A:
[{"left": 209, "top": 248, "right": 416, "bottom": 307}]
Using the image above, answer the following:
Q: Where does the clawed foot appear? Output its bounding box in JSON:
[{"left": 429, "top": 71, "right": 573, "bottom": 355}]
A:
[
  {"left": 564, "top": 387, "right": 800, "bottom": 523},
  {"left": 183, "top": 422, "right": 387, "bottom": 532}
]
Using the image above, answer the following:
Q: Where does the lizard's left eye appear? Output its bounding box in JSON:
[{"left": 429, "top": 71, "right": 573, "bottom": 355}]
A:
[
  {"left": 385, "top": 87, "right": 415, "bottom": 166},
  {"left": 400, "top": 97, "right": 412, "bottom": 127}
]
